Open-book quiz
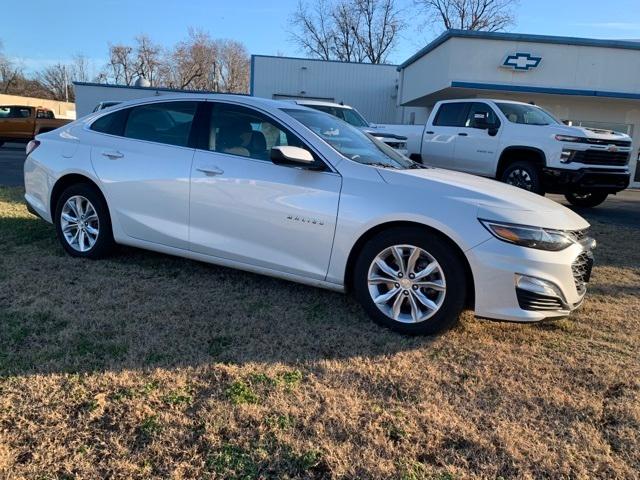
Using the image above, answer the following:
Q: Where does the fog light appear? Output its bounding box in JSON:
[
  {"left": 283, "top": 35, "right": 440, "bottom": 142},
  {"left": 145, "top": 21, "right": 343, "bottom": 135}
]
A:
[
  {"left": 560, "top": 149, "right": 574, "bottom": 163},
  {"left": 515, "top": 274, "right": 565, "bottom": 300}
]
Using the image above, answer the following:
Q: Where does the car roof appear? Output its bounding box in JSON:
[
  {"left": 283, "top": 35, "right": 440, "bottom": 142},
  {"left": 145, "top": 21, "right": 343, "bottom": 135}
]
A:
[
  {"left": 291, "top": 99, "right": 353, "bottom": 109},
  {"left": 82, "top": 94, "right": 313, "bottom": 125},
  {"left": 439, "top": 98, "right": 539, "bottom": 107}
]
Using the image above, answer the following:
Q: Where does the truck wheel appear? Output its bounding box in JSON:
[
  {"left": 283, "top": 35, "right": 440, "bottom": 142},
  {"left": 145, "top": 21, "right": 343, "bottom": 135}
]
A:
[
  {"left": 564, "top": 191, "right": 608, "bottom": 208},
  {"left": 353, "top": 227, "right": 467, "bottom": 335},
  {"left": 500, "top": 161, "right": 544, "bottom": 195}
]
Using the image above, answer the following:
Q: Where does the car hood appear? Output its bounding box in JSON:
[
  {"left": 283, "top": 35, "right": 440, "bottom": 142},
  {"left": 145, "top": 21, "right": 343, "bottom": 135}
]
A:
[
  {"left": 550, "top": 124, "right": 631, "bottom": 141},
  {"left": 378, "top": 167, "right": 590, "bottom": 231}
]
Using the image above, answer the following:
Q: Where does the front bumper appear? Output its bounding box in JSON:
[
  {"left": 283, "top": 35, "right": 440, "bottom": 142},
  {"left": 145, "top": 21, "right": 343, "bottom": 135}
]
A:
[
  {"left": 543, "top": 167, "right": 630, "bottom": 193},
  {"left": 466, "top": 236, "right": 594, "bottom": 322}
]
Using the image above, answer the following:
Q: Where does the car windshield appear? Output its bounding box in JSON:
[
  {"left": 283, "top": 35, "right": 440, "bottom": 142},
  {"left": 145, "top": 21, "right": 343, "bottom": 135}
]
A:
[
  {"left": 283, "top": 108, "right": 416, "bottom": 169},
  {"left": 304, "top": 104, "right": 370, "bottom": 128},
  {"left": 496, "top": 102, "right": 559, "bottom": 126}
]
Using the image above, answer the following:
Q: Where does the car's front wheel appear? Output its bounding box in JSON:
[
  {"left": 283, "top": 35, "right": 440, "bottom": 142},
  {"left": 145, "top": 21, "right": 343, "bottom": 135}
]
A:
[
  {"left": 54, "top": 183, "right": 114, "bottom": 258},
  {"left": 564, "top": 191, "right": 608, "bottom": 208},
  {"left": 353, "top": 227, "right": 467, "bottom": 335}
]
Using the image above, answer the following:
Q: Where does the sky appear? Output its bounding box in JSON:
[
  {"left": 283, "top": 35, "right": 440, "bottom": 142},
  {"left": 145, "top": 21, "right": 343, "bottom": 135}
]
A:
[{"left": 3, "top": 0, "right": 640, "bottom": 75}]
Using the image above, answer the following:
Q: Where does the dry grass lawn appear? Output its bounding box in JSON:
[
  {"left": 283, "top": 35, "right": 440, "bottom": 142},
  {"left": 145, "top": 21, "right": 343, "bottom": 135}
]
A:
[{"left": 0, "top": 186, "right": 638, "bottom": 479}]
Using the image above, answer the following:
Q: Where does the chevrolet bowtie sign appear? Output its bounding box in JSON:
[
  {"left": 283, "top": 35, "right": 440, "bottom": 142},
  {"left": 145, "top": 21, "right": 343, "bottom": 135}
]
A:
[{"left": 501, "top": 52, "right": 542, "bottom": 71}]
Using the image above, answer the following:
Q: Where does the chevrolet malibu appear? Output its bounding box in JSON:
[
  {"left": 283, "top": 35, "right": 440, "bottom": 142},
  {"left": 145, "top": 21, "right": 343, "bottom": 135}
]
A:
[{"left": 24, "top": 95, "right": 595, "bottom": 335}]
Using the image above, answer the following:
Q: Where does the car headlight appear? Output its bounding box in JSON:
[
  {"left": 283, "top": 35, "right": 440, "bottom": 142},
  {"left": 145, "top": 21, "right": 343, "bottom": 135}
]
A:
[
  {"left": 479, "top": 220, "right": 574, "bottom": 251},
  {"left": 555, "top": 134, "right": 585, "bottom": 143}
]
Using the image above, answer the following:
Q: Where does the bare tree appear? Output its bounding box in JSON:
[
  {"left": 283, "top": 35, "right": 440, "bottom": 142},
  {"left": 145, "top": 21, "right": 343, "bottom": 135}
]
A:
[
  {"left": 290, "top": 0, "right": 336, "bottom": 60},
  {"left": 72, "top": 54, "right": 90, "bottom": 83},
  {"left": 415, "top": 0, "right": 517, "bottom": 32},
  {"left": 0, "top": 41, "right": 22, "bottom": 94},
  {"left": 217, "top": 40, "right": 250, "bottom": 93},
  {"left": 106, "top": 44, "right": 137, "bottom": 85},
  {"left": 290, "top": 0, "right": 405, "bottom": 63},
  {"left": 355, "top": 0, "right": 404, "bottom": 63},
  {"left": 37, "top": 63, "right": 73, "bottom": 101},
  {"left": 331, "top": 1, "right": 365, "bottom": 62},
  {"left": 162, "top": 29, "right": 218, "bottom": 90},
  {"left": 134, "top": 35, "right": 163, "bottom": 86}
]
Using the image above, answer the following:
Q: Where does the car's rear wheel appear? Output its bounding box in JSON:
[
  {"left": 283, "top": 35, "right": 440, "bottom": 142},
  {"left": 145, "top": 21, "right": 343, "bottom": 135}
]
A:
[
  {"left": 501, "top": 161, "right": 544, "bottom": 194},
  {"left": 564, "top": 191, "right": 608, "bottom": 208},
  {"left": 353, "top": 227, "right": 467, "bottom": 335},
  {"left": 54, "top": 183, "right": 114, "bottom": 258}
]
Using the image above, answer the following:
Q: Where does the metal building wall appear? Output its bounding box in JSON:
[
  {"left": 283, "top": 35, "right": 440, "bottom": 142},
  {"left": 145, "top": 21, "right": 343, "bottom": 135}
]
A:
[{"left": 250, "top": 55, "right": 401, "bottom": 124}]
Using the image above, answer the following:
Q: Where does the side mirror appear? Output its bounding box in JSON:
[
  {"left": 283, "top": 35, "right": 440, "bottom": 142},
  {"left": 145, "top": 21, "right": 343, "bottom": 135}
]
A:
[
  {"left": 271, "top": 146, "right": 316, "bottom": 168},
  {"left": 488, "top": 126, "right": 499, "bottom": 137}
]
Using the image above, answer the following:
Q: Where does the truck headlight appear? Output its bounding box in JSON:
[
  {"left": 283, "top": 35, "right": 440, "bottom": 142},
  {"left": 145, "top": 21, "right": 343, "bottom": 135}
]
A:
[
  {"left": 555, "top": 134, "right": 585, "bottom": 143},
  {"left": 479, "top": 220, "right": 574, "bottom": 251}
]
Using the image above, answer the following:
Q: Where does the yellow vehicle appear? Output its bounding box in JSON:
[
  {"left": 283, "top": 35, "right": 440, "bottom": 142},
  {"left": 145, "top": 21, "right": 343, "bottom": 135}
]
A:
[{"left": 0, "top": 105, "right": 71, "bottom": 147}]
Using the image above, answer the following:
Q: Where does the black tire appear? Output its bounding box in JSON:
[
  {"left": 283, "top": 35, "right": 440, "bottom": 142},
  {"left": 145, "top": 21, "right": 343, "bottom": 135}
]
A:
[
  {"left": 564, "top": 191, "right": 608, "bottom": 208},
  {"left": 500, "top": 161, "right": 544, "bottom": 195},
  {"left": 54, "top": 183, "right": 115, "bottom": 258},
  {"left": 353, "top": 227, "right": 467, "bottom": 335}
]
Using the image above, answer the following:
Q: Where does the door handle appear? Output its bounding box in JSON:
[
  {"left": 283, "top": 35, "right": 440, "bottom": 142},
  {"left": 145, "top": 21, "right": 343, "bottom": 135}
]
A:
[
  {"left": 458, "top": 132, "right": 468, "bottom": 136},
  {"left": 196, "top": 166, "right": 224, "bottom": 176},
  {"left": 102, "top": 150, "right": 124, "bottom": 159},
  {"left": 425, "top": 131, "right": 434, "bottom": 134}
]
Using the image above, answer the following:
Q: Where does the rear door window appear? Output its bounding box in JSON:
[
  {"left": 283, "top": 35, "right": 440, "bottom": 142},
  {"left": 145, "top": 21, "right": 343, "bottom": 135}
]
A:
[
  {"left": 123, "top": 102, "right": 198, "bottom": 147},
  {"left": 433, "top": 103, "right": 471, "bottom": 127},
  {"left": 90, "top": 108, "right": 130, "bottom": 136}
]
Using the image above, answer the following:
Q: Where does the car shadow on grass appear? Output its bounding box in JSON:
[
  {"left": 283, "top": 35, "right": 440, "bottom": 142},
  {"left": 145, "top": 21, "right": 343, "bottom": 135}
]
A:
[{"left": 0, "top": 214, "right": 446, "bottom": 377}]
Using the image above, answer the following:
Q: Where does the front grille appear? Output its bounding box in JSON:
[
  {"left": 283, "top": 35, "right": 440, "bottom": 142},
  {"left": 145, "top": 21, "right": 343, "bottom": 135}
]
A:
[
  {"left": 572, "top": 251, "right": 594, "bottom": 296},
  {"left": 585, "top": 138, "right": 631, "bottom": 147},
  {"left": 571, "top": 150, "right": 630, "bottom": 166},
  {"left": 567, "top": 228, "right": 589, "bottom": 243},
  {"left": 516, "top": 288, "right": 565, "bottom": 311}
]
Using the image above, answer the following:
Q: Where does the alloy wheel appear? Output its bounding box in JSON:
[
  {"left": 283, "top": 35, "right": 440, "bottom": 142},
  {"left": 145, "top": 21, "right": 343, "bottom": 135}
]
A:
[
  {"left": 367, "top": 244, "right": 446, "bottom": 323},
  {"left": 60, "top": 195, "right": 100, "bottom": 252},
  {"left": 505, "top": 168, "right": 534, "bottom": 191}
]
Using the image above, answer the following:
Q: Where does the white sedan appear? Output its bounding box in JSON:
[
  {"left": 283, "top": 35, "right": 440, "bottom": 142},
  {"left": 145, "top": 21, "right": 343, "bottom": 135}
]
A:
[{"left": 24, "top": 95, "right": 595, "bottom": 334}]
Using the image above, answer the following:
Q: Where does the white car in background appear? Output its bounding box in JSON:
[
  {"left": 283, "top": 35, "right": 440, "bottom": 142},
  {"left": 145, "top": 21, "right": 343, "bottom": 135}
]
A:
[
  {"left": 24, "top": 95, "right": 595, "bottom": 335},
  {"left": 290, "top": 99, "right": 409, "bottom": 155}
]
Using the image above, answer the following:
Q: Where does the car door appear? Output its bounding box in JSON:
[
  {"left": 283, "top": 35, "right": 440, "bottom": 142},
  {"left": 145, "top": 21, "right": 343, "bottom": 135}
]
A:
[
  {"left": 89, "top": 100, "right": 199, "bottom": 250},
  {"left": 453, "top": 102, "right": 502, "bottom": 176},
  {"left": 422, "top": 102, "right": 470, "bottom": 169},
  {"left": 189, "top": 101, "right": 342, "bottom": 280}
]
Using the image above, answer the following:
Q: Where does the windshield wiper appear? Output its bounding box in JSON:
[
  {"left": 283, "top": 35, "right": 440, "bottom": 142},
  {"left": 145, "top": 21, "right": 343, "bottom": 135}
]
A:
[{"left": 367, "top": 162, "right": 399, "bottom": 169}]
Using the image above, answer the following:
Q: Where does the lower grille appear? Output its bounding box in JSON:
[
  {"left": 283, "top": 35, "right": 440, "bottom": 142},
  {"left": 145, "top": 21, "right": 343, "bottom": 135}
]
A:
[
  {"left": 571, "top": 150, "right": 630, "bottom": 166},
  {"left": 516, "top": 288, "right": 565, "bottom": 311},
  {"left": 572, "top": 251, "right": 594, "bottom": 296}
]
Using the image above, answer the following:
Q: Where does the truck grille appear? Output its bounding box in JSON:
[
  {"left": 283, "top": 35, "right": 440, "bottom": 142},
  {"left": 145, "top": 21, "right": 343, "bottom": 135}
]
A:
[
  {"left": 571, "top": 150, "right": 630, "bottom": 166},
  {"left": 572, "top": 250, "right": 594, "bottom": 296},
  {"left": 585, "top": 138, "right": 631, "bottom": 147}
]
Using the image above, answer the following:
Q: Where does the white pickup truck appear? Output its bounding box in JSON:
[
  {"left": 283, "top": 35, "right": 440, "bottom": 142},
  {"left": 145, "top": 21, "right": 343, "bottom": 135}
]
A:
[{"left": 384, "top": 99, "right": 632, "bottom": 208}]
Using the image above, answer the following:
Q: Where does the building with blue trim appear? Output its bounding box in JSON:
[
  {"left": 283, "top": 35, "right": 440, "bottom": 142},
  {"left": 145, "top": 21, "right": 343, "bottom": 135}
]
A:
[{"left": 251, "top": 30, "right": 640, "bottom": 187}]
